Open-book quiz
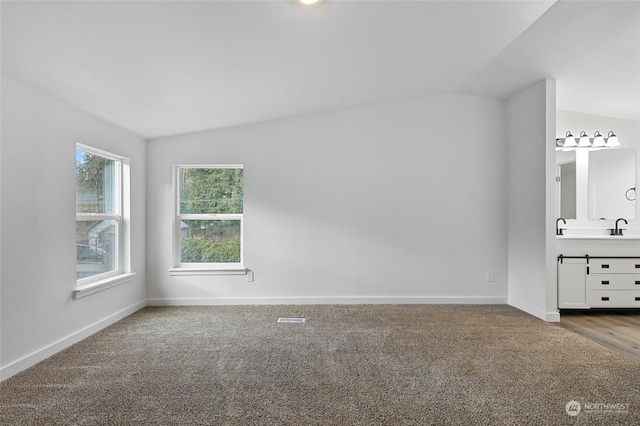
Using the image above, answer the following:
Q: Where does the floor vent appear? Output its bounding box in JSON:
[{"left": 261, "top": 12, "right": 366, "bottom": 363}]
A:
[{"left": 277, "top": 317, "right": 305, "bottom": 324}]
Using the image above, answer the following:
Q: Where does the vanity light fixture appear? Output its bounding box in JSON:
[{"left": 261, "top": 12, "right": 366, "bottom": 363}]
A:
[
  {"left": 592, "top": 131, "right": 605, "bottom": 148},
  {"left": 577, "top": 131, "right": 591, "bottom": 148},
  {"left": 556, "top": 130, "right": 621, "bottom": 151},
  {"left": 556, "top": 131, "right": 576, "bottom": 151},
  {"left": 606, "top": 131, "right": 620, "bottom": 147}
]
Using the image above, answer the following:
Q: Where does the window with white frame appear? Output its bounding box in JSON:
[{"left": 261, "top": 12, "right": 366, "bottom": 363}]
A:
[
  {"left": 175, "top": 165, "right": 244, "bottom": 268},
  {"left": 76, "top": 145, "right": 126, "bottom": 284}
]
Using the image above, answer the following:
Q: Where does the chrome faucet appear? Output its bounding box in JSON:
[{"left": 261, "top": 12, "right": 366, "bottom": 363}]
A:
[
  {"left": 556, "top": 218, "right": 566, "bottom": 236},
  {"left": 614, "top": 218, "right": 628, "bottom": 236}
]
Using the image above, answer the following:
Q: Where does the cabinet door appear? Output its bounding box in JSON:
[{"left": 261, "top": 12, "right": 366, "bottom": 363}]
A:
[{"left": 558, "top": 259, "right": 588, "bottom": 309}]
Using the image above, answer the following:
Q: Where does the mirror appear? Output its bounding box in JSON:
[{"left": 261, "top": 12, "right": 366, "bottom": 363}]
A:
[
  {"left": 588, "top": 148, "right": 636, "bottom": 220},
  {"left": 556, "top": 151, "right": 576, "bottom": 219}
]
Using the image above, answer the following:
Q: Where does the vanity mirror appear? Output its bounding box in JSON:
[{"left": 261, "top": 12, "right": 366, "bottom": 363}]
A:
[
  {"left": 589, "top": 148, "right": 636, "bottom": 220},
  {"left": 556, "top": 151, "right": 576, "bottom": 219}
]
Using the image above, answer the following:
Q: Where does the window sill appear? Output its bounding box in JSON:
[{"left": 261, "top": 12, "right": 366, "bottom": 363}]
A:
[
  {"left": 168, "top": 267, "right": 248, "bottom": 276},
  {"left": 74, "top": 272, "right": 136, "bottom": 299}
]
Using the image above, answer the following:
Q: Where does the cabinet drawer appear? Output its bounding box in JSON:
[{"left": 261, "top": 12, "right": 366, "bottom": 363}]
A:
[
  {"left": 587, "top": 290, "right": 640, "bottom": 308},
  {"left": 589, "top": 259, "right": 640, "bottom": 274},
  {"left": 587, "top": 275, "right": 640, "bottom": 290}
]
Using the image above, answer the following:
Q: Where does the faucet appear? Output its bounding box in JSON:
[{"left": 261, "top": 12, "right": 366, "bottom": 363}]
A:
[
  {"left": 556, "top": 218, "right": 566, "bottom": 236},
  {"left": 613, "top": 218, "right": 628, "bottom": 236}
]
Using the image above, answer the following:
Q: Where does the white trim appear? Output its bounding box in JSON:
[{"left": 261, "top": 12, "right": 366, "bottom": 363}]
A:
[
  {"left": 74, "top": 272, "right": 136, "bottom": 298},
  {"left": 76, "top": 214, "right": 121, "bottom": 220},
  {"left": 177, "top": 164, "right": 243, "bottom": 169},
  {"left": 179, "top": 213, "right": 242, "bottom": 220},
  {"left": 0, "top": 300, "right": 146, "bottom": 382},
  {"left": 76, "top": 143, "right": 125, "bottom": 162},
  {"left": 508, "top": 297, "right": 560, "bottom": 322},
  {"left": 167, "top": 268, "right": 248, "bottom": 276},
  {"left": 76, "top": 268, "right": 121, "bottom": 287},
  {"left": 545, "top": 311, "right": 561, "bottom": 322},
  {"left": 121, "top": 159, "right": 132, "bottom": 273},
  {"left": 147, "top": 296, "right": 508, "bottom": 306}
]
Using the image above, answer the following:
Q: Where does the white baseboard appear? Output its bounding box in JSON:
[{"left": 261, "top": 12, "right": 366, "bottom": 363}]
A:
[
  {"left": 545, "top": 311, "right": 561, "bottom": 322},
  {"left": 0, "top": 300, "right": 147, "bottom": 382},
  {"left": 147, "top": 296, "right": 508, "bottom": 306},
  {"left": 508, "top": 297, "right": 560, "bottom": 322}
]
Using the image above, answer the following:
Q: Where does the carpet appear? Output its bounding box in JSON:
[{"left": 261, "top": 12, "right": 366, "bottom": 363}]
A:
[{"left": 1, "top": 304, "right": 638, "bottom": 425}]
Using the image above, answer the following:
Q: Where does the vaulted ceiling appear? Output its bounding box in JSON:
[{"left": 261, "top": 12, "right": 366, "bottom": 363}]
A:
[{"left": 2, "top": 1, "right": 638, "bottom": 139}]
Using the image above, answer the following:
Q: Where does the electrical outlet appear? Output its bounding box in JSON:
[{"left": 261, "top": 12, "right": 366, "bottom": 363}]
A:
[
  {"left": 246, "top": 270, "right": 254, "bottom": 283},
  {"left": 485, "top": 271, "right": 494, "bottom": 282}
]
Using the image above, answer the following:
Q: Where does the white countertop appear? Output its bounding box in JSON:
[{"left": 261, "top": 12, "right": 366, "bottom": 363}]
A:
[{"left": 557, "top": 234, "right": 640, "bottom": 240}]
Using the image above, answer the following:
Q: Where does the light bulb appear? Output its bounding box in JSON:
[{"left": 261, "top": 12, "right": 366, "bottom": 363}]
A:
[
  {"left": 606, "top": 131, "right": 620, "bottom": 147},
  {"left": 563, "top": 131, "right": 576, "bottom": 148},
  {"left": 577, "top": 131, "right": 591, "bottom": 147},
  {"left": 592, "top": 131, "right": 605, "bottom": 148}
]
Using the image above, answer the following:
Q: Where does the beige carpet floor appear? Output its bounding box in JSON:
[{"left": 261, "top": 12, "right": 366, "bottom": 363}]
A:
[{"left": 1, "top": 304, "right": 639, "bottom": 425}]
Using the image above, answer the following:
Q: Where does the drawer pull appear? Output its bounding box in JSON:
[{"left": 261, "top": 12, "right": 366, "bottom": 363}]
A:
[
  {"left": 602, "top": 264, "right": 610, "bottom": 269},
  {"left": 602, "top": 280, "right": 610, "bottom": 285},
  {"left": 601, "top": 296, "right": 610, "bottom": 301},
  {"left": 636, "top": 264, "right": 640, "bottom": 269},
  {"left": 636, "top": 281, "right": 640, "bottom": 285},
  {"left": 636, "top": 297, "right": 640, "bottom": 301}
]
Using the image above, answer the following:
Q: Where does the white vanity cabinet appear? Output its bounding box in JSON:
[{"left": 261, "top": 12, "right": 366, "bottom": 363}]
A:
[
  {"left": 558, "top": 256, "right": 640, "bottom": 309},
  {"left": 558, "top": 258, "right": 589, "bottom": 309}
]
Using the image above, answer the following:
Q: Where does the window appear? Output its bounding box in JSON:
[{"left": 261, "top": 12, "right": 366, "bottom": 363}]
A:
[
  {"left": 76, "top": 144, "right": 127, "bottom": 285},
  {"left": 175, "top": 166, "right": 244, "bottom": 269}
]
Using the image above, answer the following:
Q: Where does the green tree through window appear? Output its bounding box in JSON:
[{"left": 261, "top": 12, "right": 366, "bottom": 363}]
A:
[
  {"left": 178, "top": 167, "right": 243, "bottom": 264},
  {"left": 76, "top": 147, "right": 121, "bottom": 281}
]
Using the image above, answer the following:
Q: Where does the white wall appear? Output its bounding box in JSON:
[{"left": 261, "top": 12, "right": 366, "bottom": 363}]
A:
[
  {"left": 0, "top": 76, "right": 147, "bottom": 379},
  {"left": 147, "top": 94, "right": 508, "bottom": 305},
  {"left": 507, "top": 80, "right": 558, "bottom": 321}
]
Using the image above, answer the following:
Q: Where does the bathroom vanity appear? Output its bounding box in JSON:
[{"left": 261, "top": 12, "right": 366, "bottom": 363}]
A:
[
  {"left": 558, "top": 254, "right": 640, "bottom": 309},
  {"left": 556, "top": 230, "right": 640, "bottom": 311},
  {"left": 556, "top": 141, "right": 638, "bottom": 310}
]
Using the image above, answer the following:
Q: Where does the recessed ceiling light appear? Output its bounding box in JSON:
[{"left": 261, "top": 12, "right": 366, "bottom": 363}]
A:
[{"left": 299, "top": 0, "right": 321, "bottom": 5}]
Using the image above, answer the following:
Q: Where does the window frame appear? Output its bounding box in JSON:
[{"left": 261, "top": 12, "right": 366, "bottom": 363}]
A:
[
  {"left": 76, "top": 143, "right": 129, "bottom": 288},
  {"left": 173, "top": 164, "right": 245, "bottom": 271}
]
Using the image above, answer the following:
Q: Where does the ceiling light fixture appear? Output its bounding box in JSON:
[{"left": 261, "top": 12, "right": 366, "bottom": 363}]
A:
[
  {"left": 298, "top": 0, "right": 321, "bottom": 5},
  {"left": 556, "top": 130, "right": 621, "bottom": 151}
]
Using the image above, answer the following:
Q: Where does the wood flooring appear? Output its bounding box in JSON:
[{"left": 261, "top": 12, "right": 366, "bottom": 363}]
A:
[{"left": 557, "top": 309, "right": 640, "bottom": 362}]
